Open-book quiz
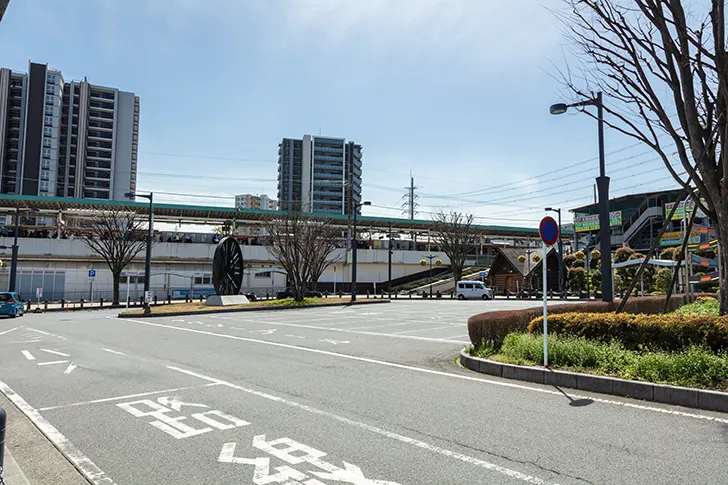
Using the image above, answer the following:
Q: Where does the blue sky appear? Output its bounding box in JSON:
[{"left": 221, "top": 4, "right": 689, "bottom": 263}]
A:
[{"left": 0, "top": 0, "right": 679, "bottom": 227}]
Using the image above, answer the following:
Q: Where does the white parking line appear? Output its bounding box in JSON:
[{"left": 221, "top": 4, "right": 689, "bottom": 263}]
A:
[
  {"left": 38, "top": 360, "right": 69, "bottom": 366},
  {"left": 168, "top": 366, "right": 558, "bottom": 485},
  {"left": 0, "top": 327, "right": 19, "bottom": 336},
  {"left": 25, "top": 327, "right": 67, "bottom": 340},
  {"left": 121, "top": 317, "right": 728, "bottom": 425},
  {"left": 228, "top": 319, "right": 467, "bottom": 344},
  {"left": 392, "top": 325, "right": 462, "bottom": 335},
  {"left": 0, "top": 380, "right": 118, "bottom": 485},
  {"left": 38, "top": 382, "right": 221, "bottom": 411},
  {"left": 40, "top": 348, "right": 70, "bottom": 357},
  {"left": 102, "top": 348, "right": 126, "bottom": 356},
  {"left": 21, "top": 350, "right": 35, "bottom": 360}
]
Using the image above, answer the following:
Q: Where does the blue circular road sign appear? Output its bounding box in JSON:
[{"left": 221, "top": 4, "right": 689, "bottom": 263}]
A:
[{"left": 539, "top": 216, "right": 559, "bottom": 246}]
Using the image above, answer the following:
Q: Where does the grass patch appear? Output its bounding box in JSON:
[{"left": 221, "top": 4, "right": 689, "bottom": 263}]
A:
[
  {"left": 674, "top": 296, "right": 720, "bottom": 316},
  {"left": 119, "top": 296, "right": 357, "bottom": 315},
  {"left": 468, "top": 332, "right": 728, "bottom": 390}
]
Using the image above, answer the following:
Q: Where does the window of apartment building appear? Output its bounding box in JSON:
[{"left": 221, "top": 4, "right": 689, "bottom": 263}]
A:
[
  {"left": 130, "top": 173, "right": 136, "bottom": 180},
  {"left": 45, "top": 106, "right": 54, "bottom": 116},
  {"left": 41, "top": 159, "right": 51, "bottom": 170},
  {"left": 131, "top": 163, "right": 136, "bottom": 170},
  {"left": 43, "top": 127, "right": 53, "bottom": 137},
  {"left": 46, "top": 86, "right": 55, "bottom": 95},
  {"left": 43, "top": 138, "right": 52, "bottom": 148},
  {"left": 45, "top": 95, "right": 54, "bottom": 104},
  {"left": 42, "top": 148, "right": 52, "bottom": 159},
  {"left": 194, "top": 276, "right": 212, "bottom": 286},
  {"left": 132, "top": 153, "right": 137, "bottom": 160},
  {"left": 47, "top": 74, "right": 57, "bottom": 84},
  {"left": 132, "top": 143, "right": 137, "bottom": 150},
  {"left": 134, "top": 115, "right": 139, "bottom": 122},
  {"left": 133, "top": 124, "right": 138, "bottom": 131},
  {"left": 39, "top": 181, "right": 49, "bottom": 193},
  {"left": 41, "top": 170, "right": 50, "bottom": 181},
  {"left": 133, "top": 134, "right": 138, "bottom": 141},
  {"left": 44, "top": 116, "right": 54, "bottom": 126}
]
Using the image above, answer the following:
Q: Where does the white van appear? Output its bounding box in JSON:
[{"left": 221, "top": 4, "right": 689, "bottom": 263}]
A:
[{"left": 456, "top": 281, "right": 494, "bottom": 300}]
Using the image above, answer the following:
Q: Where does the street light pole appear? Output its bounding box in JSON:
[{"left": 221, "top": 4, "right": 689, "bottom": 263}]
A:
[
  {"left": 126, "top": 191, "right": 154, "bottom": 313},
  {"left": 550, "top": 91, "right": 613, "bottom": 302},
  {"left": 9, "top": 207, "right": 19, "bottom": 292},
  {"left": 144, "top": 192, "right": 153, "bottom": 310},
  {"left": 350, "top": 200, "right": 371, "bottom": 302}
]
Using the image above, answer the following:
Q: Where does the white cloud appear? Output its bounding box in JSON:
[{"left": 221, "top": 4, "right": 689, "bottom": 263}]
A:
[{"left": 268, "top": 0, "right": 562, "bottom": 66}]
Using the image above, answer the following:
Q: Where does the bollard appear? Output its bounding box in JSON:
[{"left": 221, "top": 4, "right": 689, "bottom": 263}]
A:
[
  {"left": 26, "top": 300, "right": 31, "bottom": 312},
  {"left": 436, "top": 290, "right": 442, "bottom": 299},
  {"left": 200, "top": 295, "right": 203, "bottom": 302},
  {"left": 266, "top": 292, "right": 269, "bottom": 300},
  {"left": 100, "top": 297, "right": 104, "bottom": 307},
  {"left": 395, "top": 292, "right": 398, "bottom": 299},
  {"left": 167, "top": 294, "right": 171, "bottom": 305},
  {"left": 0, "top": 406, "right": 5, "bottom": 470},
  {"left": 366, "top": 290, "right": 370, "bottom": 299},
  {"left": 80, "top": 298, "right": 84, "bottom": 309},
  {"left": 185, "top": 295, "right": 189, "bottom": 303},
  {"left": 127, "top": 296, "right": 131, "bottom": 306},
  {"left": 44, "top": 300, "right": 48, "bottom": 312},
  {"left": 154, "top": 295, "right": 158, "bottom": 305},
  {"left": 409, "top": 292, "right": 412, "bottom": 299}
]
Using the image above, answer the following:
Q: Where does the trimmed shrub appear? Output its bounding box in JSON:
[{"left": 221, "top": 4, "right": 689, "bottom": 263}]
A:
[
  {"left": 574, "top": 251, "right": 586, "bottom": 260},
  {"left": 568, "top": 267, "right": 587, "bottom": 293},
  {"left": 590, "top": 249, "right": 601, "bottom": 260},
  {"left": 572, "top": 259, "right": 586, "bottom": 269},
  {"left": 614, "top": 247, "right": 635, "bottom": 263},
  {"left": 653, "top": 267, "right": 673, "bottom": 294},
  {"left": 467, "top": 295, "right": 694, "bottom": 346},
  {"left": 659, "top": 247, "right": 678, "bottom": 261},
  {"left": 563, "top": 254, "right": 577, "bottom": 268},
  {"left": 527, "top": 311, "right": 728, "bottom": 352}
]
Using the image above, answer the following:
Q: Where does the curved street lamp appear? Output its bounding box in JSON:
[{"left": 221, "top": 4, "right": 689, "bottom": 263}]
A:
[
  {"left": 351, "top": 200, "right": 371, "bottom": 302},
  {"left": 549, "top": 92, "right": 613, "bottom": 302}
]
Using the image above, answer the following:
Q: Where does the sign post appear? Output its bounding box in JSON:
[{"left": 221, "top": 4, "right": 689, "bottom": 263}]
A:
[
  {"left": 539, "top": 216, "right": 559, "bottom": 367},
  {"left": 36, "top": 287, "right": 43, "bottom": 309},
  {"left": 88, "top": 269, "right": 96, "bottom": 303}
]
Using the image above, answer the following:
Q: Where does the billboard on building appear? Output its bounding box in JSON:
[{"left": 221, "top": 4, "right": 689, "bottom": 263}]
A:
[
  {"left": 574, "top": 211, "right": 622, "bottom": 232},
  {"left": 664, "top": 199, "right": 706, "bottom": 220},
  {"left": 660, "top": 231, "right": 701, "bottom": 247}
]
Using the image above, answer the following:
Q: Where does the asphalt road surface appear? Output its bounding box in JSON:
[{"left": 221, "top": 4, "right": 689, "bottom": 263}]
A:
[{"left": 1, "top": 300, "right": 727, "bottom": 485}]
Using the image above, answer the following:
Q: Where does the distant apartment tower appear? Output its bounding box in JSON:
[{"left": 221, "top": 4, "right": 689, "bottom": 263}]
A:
[
  {"left": 0, "top": 61, "right": 139, "bottom": 200},
  {"left": 277, "top": 135, "right": 362, "bottom": 214},
  {"left": 235, "top": 193, "right": 277, "bottom": 211}
]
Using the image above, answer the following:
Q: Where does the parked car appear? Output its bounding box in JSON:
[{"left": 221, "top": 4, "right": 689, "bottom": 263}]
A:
[
  {"left": 0, "top": 292, "right": 24, "bottom": 317},
  {"left": 455, "top": 281, "right": 494, "bottom": 300},
  {"left": 276, "top": 288, "right": 323, "bottom": 299}
]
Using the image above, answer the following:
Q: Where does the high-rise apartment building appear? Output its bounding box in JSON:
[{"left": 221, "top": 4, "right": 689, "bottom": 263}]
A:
[
  {"left": 235, "top": 193, "right": 277, "bottom": 211},
  {"left": 277, "top": 135, "right": 362, "bottom": 214},
  {"left": 0, "top": 61, "right": 139, "bottom": 200}
]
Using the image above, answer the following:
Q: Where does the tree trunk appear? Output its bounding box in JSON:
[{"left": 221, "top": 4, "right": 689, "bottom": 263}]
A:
[
  {"left": 716, "top": 212, "right": 728, "bottom": 316},
  {"left": 452, "top": 264, "right": 463, "bottom": 283},
  {"left": 112, "top": 271, "right": 120, "bottom": 305}
]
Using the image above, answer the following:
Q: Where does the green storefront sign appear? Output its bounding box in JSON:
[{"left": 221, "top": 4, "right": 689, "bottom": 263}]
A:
[{"left": 575, "top": 211, "right": 622, "bottom": 232}]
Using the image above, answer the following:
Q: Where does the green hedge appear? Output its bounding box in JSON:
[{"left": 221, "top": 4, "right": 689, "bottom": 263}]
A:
[
  {"left": 527, "top": 311, "right": 728, "bottom": 353},
  {"left": 466, "top": 295, "right": 696, "bottom": 347}
]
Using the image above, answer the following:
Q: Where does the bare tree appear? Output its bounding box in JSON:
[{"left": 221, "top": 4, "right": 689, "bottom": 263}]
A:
[
  {"left": 83, "top": 210, "right": 148, "bottom": 305},
  {"left": 264, "top": 210, "right": 339, "bottom": 301},
  {"left": 430, "top": 210, "right": 479, "bottom": 283},
  {"left": 557, "top": 0, "right": 728, "bottom": 314}
]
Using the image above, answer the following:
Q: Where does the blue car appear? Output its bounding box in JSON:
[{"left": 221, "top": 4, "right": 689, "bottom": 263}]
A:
[{"left": 0, "top": 292, "right": 24, "bottom": 318}]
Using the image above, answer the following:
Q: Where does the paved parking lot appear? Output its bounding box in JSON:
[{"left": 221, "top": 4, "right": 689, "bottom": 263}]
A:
[{"left": 1, "top": 297, "right": 726, "bottom": 485}]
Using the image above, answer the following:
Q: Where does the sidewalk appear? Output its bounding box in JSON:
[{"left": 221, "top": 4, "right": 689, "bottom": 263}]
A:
[{"left": 3, "top": 448, "right": 31, "bottom": 485}]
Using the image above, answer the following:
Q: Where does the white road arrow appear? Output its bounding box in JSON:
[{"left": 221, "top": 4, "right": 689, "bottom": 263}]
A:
[
  {"left": 320, "top": 339, "right": 350, "bottom": 345},
  {"left": 251, "top": 329, "right": 278, "bottom": 335},
  {"left": 157, "top": 396, "right": 209, "bottom": 412},
  {"left": 309, "top": 461, "right": 401, "bottom": 485},
  {"left": 64, "top": 363, "right": 77, "bottom": 374}
]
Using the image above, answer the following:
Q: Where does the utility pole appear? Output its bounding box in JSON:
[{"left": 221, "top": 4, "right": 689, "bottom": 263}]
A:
[{"left": 401, "top": 173, "right": 418, "bottom": 220}]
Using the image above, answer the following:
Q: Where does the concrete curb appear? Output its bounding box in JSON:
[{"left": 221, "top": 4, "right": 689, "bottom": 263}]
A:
[
  {"left": 459, "top": 349, "right": 728, "bottom": 414},
  {"left": 117, "top": 298, "right": 391, "bottom": 318}
]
